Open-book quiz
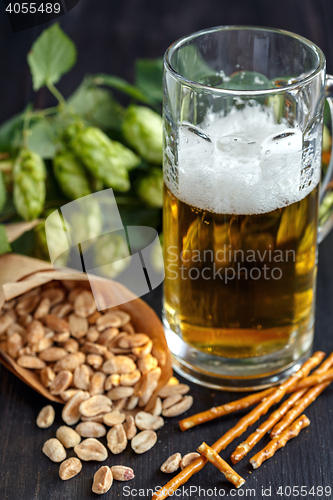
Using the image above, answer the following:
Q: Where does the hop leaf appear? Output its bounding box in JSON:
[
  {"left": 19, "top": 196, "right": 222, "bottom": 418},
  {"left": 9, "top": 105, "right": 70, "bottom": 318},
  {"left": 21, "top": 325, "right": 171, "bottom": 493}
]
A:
[
  {"left": 27, "top": 23, "right": 77, "bottom": 91},
  {"left": 122, "top": 105, "right": 163, "bottom": 164},
  {"left": 13, "top": 149, "right": 46, "bottom": 221}
]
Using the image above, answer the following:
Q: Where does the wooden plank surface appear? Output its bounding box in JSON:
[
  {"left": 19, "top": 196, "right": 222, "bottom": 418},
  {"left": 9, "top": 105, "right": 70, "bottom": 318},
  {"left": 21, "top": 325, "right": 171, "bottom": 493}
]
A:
[{"left": 1, "top": 230, "right": 333, "bottom": 499}]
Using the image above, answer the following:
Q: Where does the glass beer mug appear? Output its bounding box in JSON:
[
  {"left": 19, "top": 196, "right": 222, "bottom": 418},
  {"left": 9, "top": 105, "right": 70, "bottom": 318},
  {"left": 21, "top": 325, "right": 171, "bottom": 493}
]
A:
[{"left": 162, "top": 26, "right": 333, "bottom": 390}]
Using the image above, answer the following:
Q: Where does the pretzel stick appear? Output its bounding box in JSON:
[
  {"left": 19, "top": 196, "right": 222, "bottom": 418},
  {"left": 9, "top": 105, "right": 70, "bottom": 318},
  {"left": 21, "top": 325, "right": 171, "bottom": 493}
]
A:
[
  {"left": 231, "top": 352, "right": 333, "bottom": 463},
  {"left": 179, "top": 388, "right": 275, "bottom": 431},
  {"left": 250, "top": 414, "right": 310, "bottom": 469},
  {"left": 151, "top": 352, "right": 324, "bottom": 500},
  {"left": 197, "top": 442, "right": 245, "bottom": 489},
  {"left": 270, "top": 382, "right": 332, "bottom": 438},
  {"left": 179, "top": 354, "right": 329, "bottom": 432},
  {"left": 290, "top": 368, "right": 333, "bottom": 390}
]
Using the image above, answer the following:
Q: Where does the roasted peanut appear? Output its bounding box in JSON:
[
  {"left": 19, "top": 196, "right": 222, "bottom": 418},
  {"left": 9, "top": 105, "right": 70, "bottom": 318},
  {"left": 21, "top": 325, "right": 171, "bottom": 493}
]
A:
[
  {"left": 107, "top": 424, "right": 127, "bottom": 454},
  {"left": 103, "top": 410, "right": 126, "bottom": 427},
  {"left": 75, "top": 421, "right": 106, "bottom": 438},
  {"left": 97, "top": 312, "right": 122, "bottom": 331},
  {"left": 16, "top": 295, "right": 40, "bottom": 316},
  {"left": 162, "top": 394, "right": 183, "bottom": 410},
  {"left": 39, "top": 347, "right": 68, "bottom": 362},
  {"left": 74, "top": 291, "right": 96, "bottom": 318},
  {"left": 0, "top": 311, "right": 16, "bottom": 335},
  {"left": 98, "top": 328, "right": 119, "bottom": 346},
  {"left": 113, "top": 398, "right": 128, "bottom": 411},
  {"left": 73, "top": 364, "right": 91, "bottom": 391},
  {"left": 62, "top": 390, "right": 90, "bottom": 426},
  {"left": 56, "top": 426, "right": 81, "bottom": 448},
  {"left": 49, "top": 370, "right": 73, "bottom": 395},
  {"left": 161, "top": 453, "right": 182, "bottom": 473},
  {"left": 40, "top": 366, "right": 56, "bottom": 388},
  {"left": 150, "top": 397, "right": 163, "bottom": 416},
  {"left": 118, "top": 334, "right": 150, "bottom": 349},
  {"left": 59, "top": 457, "right": 82, "bottom": 480},
  {"left": 42, "top": 287, "right": 65, "bottom": 306},
  {"left": 86, "top": 354, "right": 103, "bottom": 370},
  {"left": 123, "top": 415, "right": 137, "bottom": 440},
  {"left": 89, "top": 371, "right": 106, "bottom": 395},
  {"left": 17, "top": 355, "right": 46, "bottom": 369},
  {"left": 26, "top": 320, "right": 45, "bottom": 344},
  {"left": 6, "top": 322, "right": 26, "bottom": 338},
  {"left": 60, "top": 389, "right": 80, "bottom": 401},
  {"left": 7, "top": 332, "right": 23, "bottom": 358},
  {"left": 63, "top": 338, "right": 79, "bottom": 353},
  {"left": 126, "top": 395, "right": 139, "bottom": 410},
  {"left": 87, "top": 310, "right": 101, "bottom": 325},
  {"left": 111, "top": 310, "right": 131, "bottom": 327},
  {"left": 53, "top": 352, "right": 86, "bottom": 372},
  {"left": 120, "top": 369, "right": 141, "bottom": 386},
  {"left": 138, "top": 367, "right": 161, "bottom": 407},
  {"left": 74, "top": 438, "right": 108, "bottom": 461},
  {"left": 131, "top": 430, "right": 157, "bottom": 454},
  {"left": 137, "top": 354, "right": 158, "bottom": 374},
  {"left": 79, "top": 395, "right": 112, "bottom": 417},
  {"left": 158, "top": 383, "right": 190, "bottom": 398},
  {"left": 18, "top": 314, "right": 32, "bottom": 327},
  {"left": 92, "top": 466, "right": 113, "bottom": 494},
  {"left": 31, "top": 337, "right": 54, "bottom": 354},
  {"left": 36, "top": 405, "right": 55, "bottom": 428},
  {"left": 180, "top": 452, "right": 200, "bottom": 470},
  {"left": 102, "top": 355, "right": 136, "bottom": 375},
  {"left": 104, "top": 373, "right": 120, "bottom": 391},
  {"left": 45, "top": 314, "right": 70, "bottom": 333},
  {"left": 34, "top": 298, "right": 51, "bottom": 319},
  {"left": 42, "top": 438, "right": 66, "bottom": 462},
  {"left": 51, "top": 302, "right": 72, "bottom": 318},
  {"left": 53, "top": 331, "right": 71, "bottom": 343},
  {"left": 135, "top": 412, "right": 164, "bottom": 431},
  {"left": 67, "top": 313, "right": 87, "bottom": 339},
  {"left": 107, "top": 386, "right": 134, "bottom": 400},
  {"left": 132, "top": 339, "right": 153, "bottom": 358},
  {"left": 111, "top": 466, "right": 134, "bottom": 481},
  {"left": 86, "top": 328, "right": 100, "bottom": 343},
  {"left": 82, "top": 342, "right": 107, "bottom": 356},
  {"left": 162, "top": 395, "right": 193, "bottom": 417}
]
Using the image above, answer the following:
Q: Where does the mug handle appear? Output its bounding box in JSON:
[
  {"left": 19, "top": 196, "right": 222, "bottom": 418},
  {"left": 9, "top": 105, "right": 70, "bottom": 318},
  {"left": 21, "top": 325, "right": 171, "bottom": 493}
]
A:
[{"left": 318, "top": 74, "right": 333, "bottom": 243}]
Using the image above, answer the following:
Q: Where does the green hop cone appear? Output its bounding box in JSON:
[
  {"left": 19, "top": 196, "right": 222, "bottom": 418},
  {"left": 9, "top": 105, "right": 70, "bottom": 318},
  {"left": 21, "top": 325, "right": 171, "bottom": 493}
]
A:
[
  {"left": 53, "top": 150, "right": 91, "bottom": 200},
  {"left": 13, "top": 149, "right": 46, "bottom": 221},
  {"left": 35, "top": 209, "right": 71, "bottom": 266},
  {"left": 122, "top": 105, "right": 163, "bottom": 164},
  {"left": 136, "top": 168, "right": 163, "bottom": 208},
  {"left": 71, "top": 127, "right": 140, "bottom": 192},
  {"left": 93, "top": 232, "right": 129, "bottom": 278}
]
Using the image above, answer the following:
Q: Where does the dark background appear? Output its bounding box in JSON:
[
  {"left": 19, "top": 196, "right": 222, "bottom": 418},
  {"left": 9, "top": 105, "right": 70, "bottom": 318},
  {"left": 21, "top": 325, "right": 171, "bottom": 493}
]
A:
[{"left": 1, "top": 0, "right": 333, "bottom": 123}]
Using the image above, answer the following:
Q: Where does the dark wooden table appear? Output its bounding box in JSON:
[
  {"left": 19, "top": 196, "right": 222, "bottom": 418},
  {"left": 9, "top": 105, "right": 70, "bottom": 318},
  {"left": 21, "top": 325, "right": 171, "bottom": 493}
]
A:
[{"left": 1, "top": 231, "right": 333, "bottom": 500}]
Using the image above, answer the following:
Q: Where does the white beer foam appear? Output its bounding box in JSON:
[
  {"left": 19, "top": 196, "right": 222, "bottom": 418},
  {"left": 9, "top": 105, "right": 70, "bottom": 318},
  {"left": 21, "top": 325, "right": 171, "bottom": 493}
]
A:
[{"left": 167, "top": 105, "right": 320, "bottom": 215}]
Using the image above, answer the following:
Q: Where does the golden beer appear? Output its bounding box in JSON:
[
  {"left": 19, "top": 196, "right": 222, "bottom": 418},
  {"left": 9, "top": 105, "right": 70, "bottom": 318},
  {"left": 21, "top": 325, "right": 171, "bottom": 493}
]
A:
[{"left": 163, "top": 183, "right": 319, "bottom": 359}]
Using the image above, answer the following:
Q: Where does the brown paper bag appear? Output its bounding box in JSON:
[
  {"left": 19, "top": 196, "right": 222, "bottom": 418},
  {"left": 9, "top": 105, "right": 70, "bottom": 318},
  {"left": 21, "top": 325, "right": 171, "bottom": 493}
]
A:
[{"left": 0, "top": 254, "right": 172, "bottom": 406}]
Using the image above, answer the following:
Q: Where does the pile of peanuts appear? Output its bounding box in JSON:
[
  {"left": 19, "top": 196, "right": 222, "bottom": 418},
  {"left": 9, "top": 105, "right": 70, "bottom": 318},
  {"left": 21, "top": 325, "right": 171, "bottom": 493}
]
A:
[{"left": 0, "top": 280, "right": 194, "bottom": 494}]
